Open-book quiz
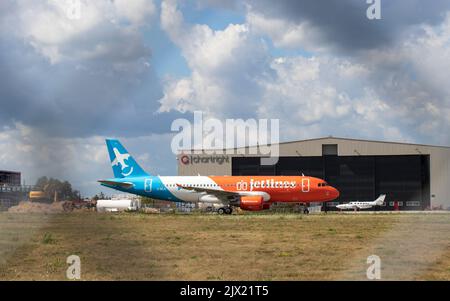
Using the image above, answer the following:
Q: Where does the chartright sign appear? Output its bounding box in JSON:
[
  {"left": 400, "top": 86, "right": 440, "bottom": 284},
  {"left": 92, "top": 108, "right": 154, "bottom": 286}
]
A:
[{"left": 180, "top": 155, "right": 230, "bottom": 165}]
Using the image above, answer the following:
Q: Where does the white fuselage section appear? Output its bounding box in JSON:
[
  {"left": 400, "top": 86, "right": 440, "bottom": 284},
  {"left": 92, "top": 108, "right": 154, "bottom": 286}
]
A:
[
  {"left": 337, "top": 202, "right": 374, "bottom": 210},
  {"left": 158, "top": 176, "right": 271, "bottom": 203},
  {"left": 159, "top": 176, "right": 223, "bottom": 202}
]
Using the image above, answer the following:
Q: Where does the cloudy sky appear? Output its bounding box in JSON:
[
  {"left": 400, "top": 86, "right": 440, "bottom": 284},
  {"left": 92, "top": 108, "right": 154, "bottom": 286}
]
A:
[{"left": 1, "top": 0, "right": 450, "bottom": 196}]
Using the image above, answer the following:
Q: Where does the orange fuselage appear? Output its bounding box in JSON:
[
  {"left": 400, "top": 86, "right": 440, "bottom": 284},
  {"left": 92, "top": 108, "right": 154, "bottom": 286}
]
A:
[{"left": 209, "top": 176, "right": 339, "bottom": 203}]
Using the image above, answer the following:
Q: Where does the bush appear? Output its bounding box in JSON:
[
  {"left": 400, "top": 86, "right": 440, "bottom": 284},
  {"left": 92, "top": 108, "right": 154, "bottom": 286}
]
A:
[{"left": 42, "top": 232, "right": 56, "bottom": 244}]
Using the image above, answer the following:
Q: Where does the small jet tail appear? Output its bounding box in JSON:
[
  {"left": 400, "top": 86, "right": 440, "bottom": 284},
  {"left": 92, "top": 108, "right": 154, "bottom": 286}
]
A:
[
  {"left": 105, "top": 139, "right": 149, "bottom": 178},
  {"left": 374, "top": 194, "right": 386, "bottom": 206}
]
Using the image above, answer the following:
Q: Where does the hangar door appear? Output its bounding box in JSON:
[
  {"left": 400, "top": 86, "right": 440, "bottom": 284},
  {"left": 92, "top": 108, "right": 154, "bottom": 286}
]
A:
[{"left": 232, "top": 155, "right": 430, "bottom": 210}]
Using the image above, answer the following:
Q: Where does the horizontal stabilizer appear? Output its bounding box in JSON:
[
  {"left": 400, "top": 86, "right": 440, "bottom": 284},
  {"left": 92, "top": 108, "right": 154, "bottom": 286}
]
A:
[{"left": 98, "top": 180, "right": 134, "bottom": 189}]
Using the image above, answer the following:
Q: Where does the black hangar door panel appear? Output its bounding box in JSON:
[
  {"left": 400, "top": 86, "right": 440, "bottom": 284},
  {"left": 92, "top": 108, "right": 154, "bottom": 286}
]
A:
[
  {"left": 375, "top": 155, "right": 424, "bottom": 209},
  {"left": 276, "top": 157, "right": 324, "bottom": 178},
  {"left": 325, "top": 156, "right": 375, "bottom": 203}
]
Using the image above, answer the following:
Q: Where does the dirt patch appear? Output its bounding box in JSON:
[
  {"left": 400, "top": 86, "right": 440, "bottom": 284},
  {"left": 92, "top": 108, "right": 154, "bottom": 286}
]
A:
[{"left": 8, "top": 201, "right": 66, "bottom": 214}]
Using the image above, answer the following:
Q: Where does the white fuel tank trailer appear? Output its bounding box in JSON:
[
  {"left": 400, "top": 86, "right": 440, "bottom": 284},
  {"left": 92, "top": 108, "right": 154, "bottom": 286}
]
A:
[{"left": 96, "top": 199, "right": 141, "bottom": 212}]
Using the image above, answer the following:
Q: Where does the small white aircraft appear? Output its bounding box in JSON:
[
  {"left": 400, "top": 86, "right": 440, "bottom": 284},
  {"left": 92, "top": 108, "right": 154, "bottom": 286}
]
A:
[{"left": 336, "top": 194, "right": 386, "bottom": 210}]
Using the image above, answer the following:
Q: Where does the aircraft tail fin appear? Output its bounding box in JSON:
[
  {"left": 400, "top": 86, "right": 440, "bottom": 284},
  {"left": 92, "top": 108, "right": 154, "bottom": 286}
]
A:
[
  {"left": 105, "top": 139, "right": 150, "bottom": 178},
  {"left": 374, "top": 194, "right": 386, "bottom": 205}
]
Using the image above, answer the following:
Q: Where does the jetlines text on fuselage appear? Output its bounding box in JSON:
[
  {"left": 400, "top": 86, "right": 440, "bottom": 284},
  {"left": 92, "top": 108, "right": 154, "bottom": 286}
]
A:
[{"left": 236, "top": 179, "right": 297, "bottom": 191}]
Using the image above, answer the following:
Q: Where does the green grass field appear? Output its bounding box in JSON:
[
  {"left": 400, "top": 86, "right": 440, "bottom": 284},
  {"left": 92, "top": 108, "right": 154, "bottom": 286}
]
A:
[{"left": 0, "top": 212, "right": 449, "bottom": 280}]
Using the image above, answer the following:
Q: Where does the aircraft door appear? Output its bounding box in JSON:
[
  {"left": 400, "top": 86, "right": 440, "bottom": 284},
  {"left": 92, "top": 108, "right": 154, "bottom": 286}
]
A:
[
  {"left": 301, "top": 178, "right": 310, "bottom": 192},
  {"left": 144, "top": 178, "right": 152, "bottom": 192}
]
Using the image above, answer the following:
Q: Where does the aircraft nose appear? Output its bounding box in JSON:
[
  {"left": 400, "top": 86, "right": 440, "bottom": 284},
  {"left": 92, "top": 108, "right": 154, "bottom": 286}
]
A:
[{"left": 329, "top": 186, "right": 340, "bottom": 199}]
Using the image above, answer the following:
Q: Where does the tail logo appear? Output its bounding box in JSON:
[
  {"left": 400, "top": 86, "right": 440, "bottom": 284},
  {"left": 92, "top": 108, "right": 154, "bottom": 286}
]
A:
[{"left": 112, "top": 147, "right": 134, "bottom": 177}]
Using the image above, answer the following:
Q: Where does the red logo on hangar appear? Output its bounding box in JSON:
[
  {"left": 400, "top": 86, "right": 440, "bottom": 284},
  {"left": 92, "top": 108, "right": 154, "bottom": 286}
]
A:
[{"left": 180, "top": 155, "right": 190, "bottom": 165}]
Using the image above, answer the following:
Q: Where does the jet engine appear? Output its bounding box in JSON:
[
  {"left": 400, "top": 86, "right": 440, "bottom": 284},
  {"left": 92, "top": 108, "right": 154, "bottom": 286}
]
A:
[{"left": 239, "top": 196, "right": 264, "bottom": 211}]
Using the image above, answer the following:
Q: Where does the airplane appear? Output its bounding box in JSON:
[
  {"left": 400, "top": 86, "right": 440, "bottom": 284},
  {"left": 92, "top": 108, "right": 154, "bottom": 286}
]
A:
[
  {"left": 336, "top": 194, "right": 386, "bottom": 211},
  {"left": 98, "top": 139, "right": 340, "bottom": 214}
]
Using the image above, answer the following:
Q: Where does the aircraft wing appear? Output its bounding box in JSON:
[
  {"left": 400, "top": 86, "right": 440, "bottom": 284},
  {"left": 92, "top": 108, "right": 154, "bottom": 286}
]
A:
[
  {"left": 175, "top": 184, "right": 269, "bottom": 203},
  {"left": 176, "top": 184, "right": 239, "bottom": 200}
]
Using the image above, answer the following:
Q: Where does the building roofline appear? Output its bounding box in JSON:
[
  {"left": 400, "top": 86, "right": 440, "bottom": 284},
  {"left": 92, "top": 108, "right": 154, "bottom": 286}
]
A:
[
  {"left": 0, "top": 170, "right": 21, "bottom": 174},
  {"left": 275, "top": 136, "right": 450, "bottom": 149},
  {"left": 179, "top": 136, "right": 450, "bottom": 152}
]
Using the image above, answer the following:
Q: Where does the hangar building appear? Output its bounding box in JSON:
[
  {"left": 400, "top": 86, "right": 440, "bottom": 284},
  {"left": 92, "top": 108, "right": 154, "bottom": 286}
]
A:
[{"left": 177, "top": 137, "right": 450, "bottom": 210}]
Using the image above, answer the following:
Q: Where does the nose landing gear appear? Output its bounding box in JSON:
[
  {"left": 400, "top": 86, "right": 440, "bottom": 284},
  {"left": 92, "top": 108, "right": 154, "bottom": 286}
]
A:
[{"left": 297, "top": 203, "right": 310, "bottom": 214}]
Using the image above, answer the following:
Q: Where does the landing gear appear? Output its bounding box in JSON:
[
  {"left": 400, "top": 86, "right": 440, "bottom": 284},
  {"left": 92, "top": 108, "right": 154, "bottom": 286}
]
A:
[
  {"left": 298, "top": 203, "right": 309, "bottom": 214},
  {"left": 218, "top": 206, "right": 233, "bottom": 215}
]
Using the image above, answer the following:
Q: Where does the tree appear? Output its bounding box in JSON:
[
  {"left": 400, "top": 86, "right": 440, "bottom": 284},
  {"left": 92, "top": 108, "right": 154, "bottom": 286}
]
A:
[
  {"left": 33, "top": 177, "right": 81, "bottom": 201},
  {"left": 92, "top": 192, "right": 108, "bottom": 201},
  {"left": 35, "top": 176, "right": 49, "bottom": 190}
]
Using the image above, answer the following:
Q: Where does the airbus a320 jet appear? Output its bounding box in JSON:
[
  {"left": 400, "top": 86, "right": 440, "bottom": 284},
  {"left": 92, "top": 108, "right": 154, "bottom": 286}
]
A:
[{"left": 98, "top": 139, "right": 340, "bottom": 214}]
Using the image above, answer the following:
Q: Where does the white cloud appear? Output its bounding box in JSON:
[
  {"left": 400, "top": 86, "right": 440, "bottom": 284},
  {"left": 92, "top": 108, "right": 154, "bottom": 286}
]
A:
[
  {"left": 0, "top": 0, "right": 175, "bottom": 139},
  {"left": 160, "top": 0, "right": 271, "bottom": 117},
  {"left": 158, "top": 1, "right": 450, "bottom": 145},
  {"left": 10, "top": 0, "right": 155, "bottom": 64},
  {"left": 113, "top": 0, "right": 156, "bottom": 26},
  {"left": 158, "top": 78, "right": 195, "bottom": 113},
  {"left": 246, "top": 10, "right": 324, "bottom": 52},
  {"left": 258, "top": 56, "right": 410, "bottom": 142},
  {"left": 158, "top": 0, "right": 411, "bottom": 143}
]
